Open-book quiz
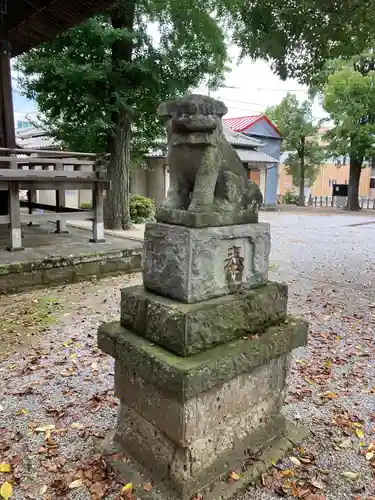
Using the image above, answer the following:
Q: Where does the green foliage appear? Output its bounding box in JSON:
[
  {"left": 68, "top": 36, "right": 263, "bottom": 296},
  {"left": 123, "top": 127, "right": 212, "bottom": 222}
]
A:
[
  {"left": 15, "top": 3, "right": 229, "bottom": 156},
  {"left": 129, "top": 195, "right": 155, "bottom": 223},
  {"left": 323, "top": 66, "right": 375, "bottom": 163},
  {"left": 283, "top": 190, "right": 298, "bottom": 204},
  {"left": 266, "top": 94, "right": 326, "bottom": 189},
  {"left": 79, "top": 202, "right": 92, "bottom": 210},
  {"left": 222, "top": 0, "right": 375, "bottom": 83}
]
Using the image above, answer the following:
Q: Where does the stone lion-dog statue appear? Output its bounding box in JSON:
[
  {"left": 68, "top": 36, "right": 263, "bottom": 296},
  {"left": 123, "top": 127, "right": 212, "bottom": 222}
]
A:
[{"left": 156, "top": 94, "right": 263, "bottom": 227}]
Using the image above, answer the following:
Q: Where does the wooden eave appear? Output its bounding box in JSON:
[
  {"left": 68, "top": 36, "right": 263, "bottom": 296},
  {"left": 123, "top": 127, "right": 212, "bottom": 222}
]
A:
[{"left": 5, "top": 0, "right": 116, "bottom": 57}]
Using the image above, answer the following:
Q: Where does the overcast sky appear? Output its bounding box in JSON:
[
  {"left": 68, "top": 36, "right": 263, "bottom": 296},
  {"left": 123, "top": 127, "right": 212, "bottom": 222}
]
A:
[{"left": 12, "top": 50, "right": 327, "bottom": 123}]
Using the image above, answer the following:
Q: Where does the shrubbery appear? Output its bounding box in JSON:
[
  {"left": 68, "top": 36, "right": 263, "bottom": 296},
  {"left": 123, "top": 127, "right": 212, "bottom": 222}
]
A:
[
  {"left": 129, "top": 195, "right": 155, "bottom": 223},
  {"left": 80, "top": 195, "right": 155, "bottom": 223},
  {"left": 79, "top": 201, "right": 92, "bottom": 210},
  {"left": 283, "top": 190, "right": 299, "bottom": 204}
]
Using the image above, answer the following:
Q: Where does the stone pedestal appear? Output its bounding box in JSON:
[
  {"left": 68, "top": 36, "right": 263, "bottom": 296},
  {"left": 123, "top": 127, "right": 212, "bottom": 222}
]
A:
[
  {"left": 143, "top": 222, "right": 270, "bottom": 303},
  {"left": 98, "top": 222, "right": 308, "bottom": 500}
]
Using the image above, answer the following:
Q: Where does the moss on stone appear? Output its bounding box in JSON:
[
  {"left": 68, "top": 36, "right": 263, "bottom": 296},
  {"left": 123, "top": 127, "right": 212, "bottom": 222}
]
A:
[{"left": 98, "top": 316, "right": 308, "bottom": 402}]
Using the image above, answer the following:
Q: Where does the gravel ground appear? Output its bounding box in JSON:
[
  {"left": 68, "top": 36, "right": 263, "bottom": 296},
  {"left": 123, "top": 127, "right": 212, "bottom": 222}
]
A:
[{"left": 0, "top": 212, "right": 374, "bottom": 500}]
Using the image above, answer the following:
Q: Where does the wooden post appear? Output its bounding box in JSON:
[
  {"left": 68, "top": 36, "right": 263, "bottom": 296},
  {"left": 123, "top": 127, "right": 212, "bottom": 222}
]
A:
[
  {"left": 54, "top": 162, "right": 68, "bottom": 233},
  {"left": 27, "top": 164, "right": 37, "bottom": 225},
  {"left": 0, "top": 40, "right": 16, "bottom": 216},
  {"left": 7, "top": 180, "right": 23, "bottom": 251},
  {"left": 90, "top": 183, "right": 105, "bottom": 243}
]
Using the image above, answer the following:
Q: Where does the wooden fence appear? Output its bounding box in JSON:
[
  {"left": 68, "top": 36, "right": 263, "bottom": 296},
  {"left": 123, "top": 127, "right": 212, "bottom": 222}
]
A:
[
  {"left": 278, "top": 194, "right": 375, "bottom": 209},
  {"left": 306, "top": 195, "right": 375, "bottom": 209}
]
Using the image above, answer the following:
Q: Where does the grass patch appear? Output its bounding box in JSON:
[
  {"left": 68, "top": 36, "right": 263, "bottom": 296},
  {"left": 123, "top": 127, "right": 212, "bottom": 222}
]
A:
[{"left": 0, "top": 296, "right": 62, "bottom": 355}]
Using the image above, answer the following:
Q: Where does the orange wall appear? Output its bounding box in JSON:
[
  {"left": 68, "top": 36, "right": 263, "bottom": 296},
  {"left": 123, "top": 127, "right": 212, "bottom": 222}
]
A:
[{"left": 278, "top": 163, "right": 372, "bottom": 197}]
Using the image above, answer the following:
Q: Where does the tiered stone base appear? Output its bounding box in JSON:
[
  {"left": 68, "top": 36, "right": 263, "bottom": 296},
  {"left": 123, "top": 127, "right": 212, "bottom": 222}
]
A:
[
  {"left": 98, "top": 316, "right": 308, "bottom": 499},
  {"left": 98, "top": 222, "right": 308, "bottom": 499}
]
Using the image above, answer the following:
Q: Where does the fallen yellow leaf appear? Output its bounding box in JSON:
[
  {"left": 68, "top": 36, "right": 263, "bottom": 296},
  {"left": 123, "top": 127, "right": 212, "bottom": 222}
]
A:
[
  {"left": 340, "top": 471, "right": 359, "bottom": 481},
  {"left": 228, "top": 470, "right": 240, "bottom": 481},
  {"left": 15, "top": 408, "right": 29, "bottom": 416},
  {"left": 280, "top": 469, "right": 294, "bottom": 477},
  {"left": 69, "top": 479, "right": 83, "bottom": 489},
  {"left": 356, "top": 429, "right": 364, "bottom": 439},
  {"left": 366, "top": 451, "right": 374, "bottom": 461},
  {"left": 0, "top": 464, "right": 10, "bottom": 473},
  {"left": 351, "top": 422, "right": 363, "bottom": 429},
  {"left": 0, "top": 482, "right": 13, "bottom": 499},
  {"left": 70, "top": 422, "right": 85, "bottom": 429},
  {"left": 34, "top": 425, "right": 56, "bottom": 433},
  {"left": 289, "top": 456, "right": 301, "bottom": 467},
  {"left": 121, "top": 483, "right": 133, "bottom": 492},
  {"left": 322, "top": 392, "right": 339, "bottom": 399}
]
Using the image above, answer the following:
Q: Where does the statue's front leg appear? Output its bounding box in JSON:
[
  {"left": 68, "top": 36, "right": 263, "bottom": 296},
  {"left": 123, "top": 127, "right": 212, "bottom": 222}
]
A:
[
  {"left": 188, "top": 145, "right": 218, "bottom": 212},
  {"left": 161, "top": 158, "right": 189, "bottom": 210}
]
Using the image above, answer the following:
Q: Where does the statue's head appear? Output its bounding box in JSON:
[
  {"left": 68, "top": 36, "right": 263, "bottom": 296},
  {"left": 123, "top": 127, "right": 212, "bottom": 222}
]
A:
[{"left": 158, "top": 94, "right": 228, "bottom": 134}]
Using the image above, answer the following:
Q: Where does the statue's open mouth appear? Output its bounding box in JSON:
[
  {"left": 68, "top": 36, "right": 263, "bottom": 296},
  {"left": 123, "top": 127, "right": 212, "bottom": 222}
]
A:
[{"left": 174, "top": 114, "right": 217, "bottom": 133}]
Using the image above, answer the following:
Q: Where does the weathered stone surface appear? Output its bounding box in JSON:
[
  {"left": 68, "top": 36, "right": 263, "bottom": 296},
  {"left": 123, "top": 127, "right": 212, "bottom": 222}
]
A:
[
  {"left": 99, "top": 421, "right": 309, "bottom": 500},
  {"left": 155, "top": 208, "right": 258, "bottom": 227},
  {"left": 115, "top": 405, "right": 287, "bottom": 498},
  {"left": 120, "top": 282, "right": 288, "bottom": 355},
  {"left": 143, "top": 222, "right": 270, "bottom": 303},
  {"left": 156, "top": 94, "right": 262, "bottom": 227},
  {"left": 0, "top": 248, "right": 142, "bottom": 294},
  {"left": 114, "top": 354, "right": 290, "bottom": 445},
  {"left": 98, "top": 316, "right": 308, "bottom": 402}
]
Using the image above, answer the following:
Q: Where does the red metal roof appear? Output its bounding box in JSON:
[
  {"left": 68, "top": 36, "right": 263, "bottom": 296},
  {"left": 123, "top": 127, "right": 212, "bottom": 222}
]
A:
[{"left": 223, "top": 115, "right": 281, "bottom": 136}]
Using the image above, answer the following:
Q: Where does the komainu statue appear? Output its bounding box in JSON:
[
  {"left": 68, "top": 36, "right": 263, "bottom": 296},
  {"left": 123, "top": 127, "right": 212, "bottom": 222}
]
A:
[{"left": 156, "top": 94, "right": 263, "bottom": 227}]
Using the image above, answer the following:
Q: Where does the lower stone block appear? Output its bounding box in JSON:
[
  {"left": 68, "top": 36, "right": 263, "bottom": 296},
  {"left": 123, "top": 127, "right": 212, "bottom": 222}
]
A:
[
  {"left": 114, "top": 404, "right": 287, "bottom": 499},
  {"left": 120, "top": 282, "right": 288, "bottom": 355},
  {"left": 99, "top": 420, "right": 309, "bottom": 500},
  {"left": 98, "top": 316, "right": 308, "bottom": 498},
  {"left": 114, "top": 354, "right": 290, "bottom": 445}
]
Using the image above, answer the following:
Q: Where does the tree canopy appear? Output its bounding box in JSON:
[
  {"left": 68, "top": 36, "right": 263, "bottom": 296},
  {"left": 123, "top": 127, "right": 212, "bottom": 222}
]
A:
[
  {"left": 323, "top": 64, "right": 375, "bottom": 209},
  {"left": 225, "top": 0, "right": 375, "bottom": 83},
  {"left": 16, "top": 4, "right": 228, "bottom": 156},
  {"left": 16, "top": 0, "right": 229, "bottom": 228},
  {"left": 266, "top": 94, "right": 326, "bottom": 202}
]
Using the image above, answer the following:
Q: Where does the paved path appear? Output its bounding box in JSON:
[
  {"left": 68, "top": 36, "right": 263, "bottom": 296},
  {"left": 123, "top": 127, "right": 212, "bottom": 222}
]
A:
[{"left": 1, "top": 212, "right": 374, "bottom": 500}]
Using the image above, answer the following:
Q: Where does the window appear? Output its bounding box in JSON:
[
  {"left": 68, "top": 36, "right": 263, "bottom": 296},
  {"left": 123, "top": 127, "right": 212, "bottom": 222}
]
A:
[
  {"left": 328, "top": 179, "right": 332, "bottom": 187},
  {"left": 370, "top": 178, "right": 375, "bottom": 189},
  {"left": 342, "top": 156, "right": 347, "bottom": 165}
]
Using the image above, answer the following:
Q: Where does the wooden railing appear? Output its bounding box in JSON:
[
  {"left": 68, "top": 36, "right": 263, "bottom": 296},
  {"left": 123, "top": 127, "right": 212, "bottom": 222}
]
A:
[{"left": 0, "top": 148, "right": 110, "bottom": 250}]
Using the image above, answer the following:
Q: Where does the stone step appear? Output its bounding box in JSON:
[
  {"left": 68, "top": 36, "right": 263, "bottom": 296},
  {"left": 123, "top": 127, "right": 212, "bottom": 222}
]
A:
[
  {"left": 98, "top": 316, "right": 308, "bottom": 404},
  {"left": 120, "top": 282, "right": 288, "bottom": 356}
]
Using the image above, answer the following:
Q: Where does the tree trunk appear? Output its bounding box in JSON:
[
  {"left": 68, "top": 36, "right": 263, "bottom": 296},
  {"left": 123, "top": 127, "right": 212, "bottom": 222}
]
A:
[
  {"left": 104, "top": 115, "right": 132, "bottom": 228},
  {"left": 345, "top": 155, "right": 362, "bottom": 211},
  {"left": 297, "top": 138, "right": 305, "bottom": 206},
  {"left": 104, "top": 0, "right": 135, "bottom": 230}
]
